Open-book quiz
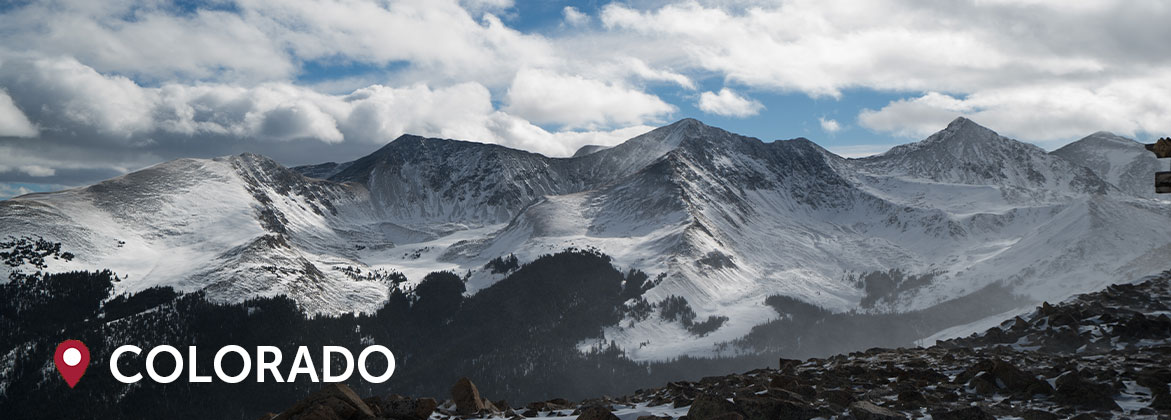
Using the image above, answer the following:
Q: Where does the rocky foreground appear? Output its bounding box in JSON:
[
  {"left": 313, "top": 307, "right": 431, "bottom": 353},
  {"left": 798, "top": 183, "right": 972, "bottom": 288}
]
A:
[{"left": 261, "top": 274, "right": 1171, "bottom": 420}]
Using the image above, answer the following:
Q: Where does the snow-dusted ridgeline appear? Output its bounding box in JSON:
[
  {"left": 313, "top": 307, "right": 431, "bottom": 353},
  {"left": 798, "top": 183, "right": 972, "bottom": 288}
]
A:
[{"left": 2, "top": 117, "right": 1168, "bottom": 360}]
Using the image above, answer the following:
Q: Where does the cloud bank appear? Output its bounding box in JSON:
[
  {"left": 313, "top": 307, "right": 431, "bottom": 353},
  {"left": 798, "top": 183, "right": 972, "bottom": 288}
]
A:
[{"left": 0, "top": 0, "right": 1168, "bottom": 193}]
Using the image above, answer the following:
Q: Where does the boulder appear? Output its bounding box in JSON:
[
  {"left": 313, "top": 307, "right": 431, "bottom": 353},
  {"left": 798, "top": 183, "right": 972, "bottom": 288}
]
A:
[
  {"left": 816, "top": 389, "right": 854, "bottom": 409},
  {"left": 1150, "top": 392, "right": 1171, "bottom": 410},
  {"left": 1053, "top": 370, "right": 1120, "bottom": 411},
  {"left": 895, "top": 389, "right": 926, "bottom": 407},
  {"left": 481, "top": 398, "right": 500, "bottom": 414},
  {"left": 451, "top": 377, "right": 486, "bottom": 415},
  {"left": 929, "top": 406, "right": 994, "bottom": 420},
  {"left": 687, "top": 394, "right": 738, "bottom": 420},
  {"left": 280, "top": 383, "right": 375, "bottom": 420},
  {"left": 847, "top": 401, "right": 901, "bottom": 420},
  {"left": 957, "top": 359, "right": 1050, "bottom": 398},
  {"left": 733, "top": 395, "right": 816, "bottom": 420},
  {"left": 575, "top": 406, "right": 619, "bottom": 420},
  {"left": 375, "top": 395, "right": 437, "bottom": 420},
  {"left": 297, "top": 405, "right": 344, "bottom": 420},
  {"left": 769, "top": 374, "right": 799, "bottom": 390},
  {"left": 778, "top": 358, "right": 801, "bottom": 372}
]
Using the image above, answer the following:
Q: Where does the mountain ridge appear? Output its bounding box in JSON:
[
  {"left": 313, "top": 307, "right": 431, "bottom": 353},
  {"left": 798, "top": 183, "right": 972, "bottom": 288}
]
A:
[{"left": 2, "top": 117, "right": 1168, "bottom": 361}]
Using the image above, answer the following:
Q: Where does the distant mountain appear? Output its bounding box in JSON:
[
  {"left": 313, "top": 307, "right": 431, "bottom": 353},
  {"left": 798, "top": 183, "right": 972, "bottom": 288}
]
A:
[
  {"left": 0, "top": 154, "right": 388, "bottom": 313},
  {"left": 858, "top": 117, "right": 1112, "bottom": 202},
  {"left": 1052, "top": 131, "right": 1163, "bottom": 198},
  {"left": 2, "top": 117, "right": 1169, "bottom": 360}
]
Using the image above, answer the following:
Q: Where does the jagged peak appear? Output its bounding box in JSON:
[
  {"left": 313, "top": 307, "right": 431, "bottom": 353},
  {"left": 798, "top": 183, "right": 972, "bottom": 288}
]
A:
[
  {"left": 667, "top": 117, "right": 704, "bottom": 130},
  {"left": 946, "top": 116, "right": 976, "bottom": 128},
  {"left": 876, "top": 116, "right": 1029, "bottom": 159},
  {"left": 934, "top": 116, "right": 1000, "bottom": 142}
]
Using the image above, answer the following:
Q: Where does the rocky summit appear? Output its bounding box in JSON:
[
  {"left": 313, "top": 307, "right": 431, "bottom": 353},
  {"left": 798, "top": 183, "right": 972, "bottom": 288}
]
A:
[{"left": 262, "top": 273, "right": 1171, "bottom": 420}]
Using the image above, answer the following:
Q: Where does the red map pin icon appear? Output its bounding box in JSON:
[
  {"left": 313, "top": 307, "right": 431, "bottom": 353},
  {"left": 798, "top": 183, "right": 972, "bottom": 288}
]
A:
[{"left": 54, "top": 340, "right": 90, "bottom": 388}]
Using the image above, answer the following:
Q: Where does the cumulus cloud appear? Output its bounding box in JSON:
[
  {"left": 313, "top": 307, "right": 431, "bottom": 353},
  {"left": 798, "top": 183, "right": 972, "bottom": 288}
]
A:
[
  {"left": 1, "top": 0, "right": 1169, "bottom": 186},
  {"left": 819, "top": 117, "right": 841, "bottom": 134},
  {"left": 859, "top": 77, "right": 1171, "bottom": 146},
  {"left": 858, "top": 92, "right": 974, "bottom": 139},
  {"left": 0, "top": 89, "right": 37, "bottom": 137},
  {"left": 504, "top": 68, "right": 676, "bottom": 129},
  {"left": 600, "top": 0, "right": 1171, "bottom": 140},
  {"left": 0, "top": 54, "right": 666, "bottom": 184},
  {"left": 697, "top": 89, "right": 764, "bottom": 118},
  {"left": 563, "top": 7, "right": 590, "bottom": 26}
]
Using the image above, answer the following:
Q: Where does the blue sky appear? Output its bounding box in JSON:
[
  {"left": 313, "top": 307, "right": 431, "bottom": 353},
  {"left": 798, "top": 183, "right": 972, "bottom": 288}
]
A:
[{"left": 0, "top": 0, "right": 1168, "bottom": 198}]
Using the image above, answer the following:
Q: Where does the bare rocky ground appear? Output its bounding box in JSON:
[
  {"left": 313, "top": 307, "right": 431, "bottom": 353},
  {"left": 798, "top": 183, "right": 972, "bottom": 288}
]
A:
[{"left": 260, "top": 273, "right": 1171, "bottom": 420}]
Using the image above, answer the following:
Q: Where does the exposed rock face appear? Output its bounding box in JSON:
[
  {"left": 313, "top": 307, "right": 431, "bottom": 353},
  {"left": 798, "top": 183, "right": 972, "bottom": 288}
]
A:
[
  {"left": 451, "top": 377, "right": 486, "bottom": 415},
  {"left": 954, "top": 359, "right": 1052, "bottom": 398},
  {"left": 277, "top": 384, "right": 375, "bottom": 420},
  {"left": 687, "top": 394, "right": 737, "bottom": 420},
  {"left": 848, "top": 401, "right": 901, "bottom": 420},
  {"left": 1053, "top": 370, "right": 1121, "bottom": 411},
  {"left": 940, "top": 273, "right": 1171, "bottom": 354},
  {"left": 366, "top": 395, "right": 437, "bottom": 420}
]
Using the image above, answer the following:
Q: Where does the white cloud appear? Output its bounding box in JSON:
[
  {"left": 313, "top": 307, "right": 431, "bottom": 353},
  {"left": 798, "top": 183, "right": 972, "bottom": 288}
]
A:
[
  {"left": 1, "top": 0, "right": 1170, "bottom": 184},
  {"left": 0, "top": 56, "right": 156, "bottom": 140},
  {"left": 504, "top": 68, "right": 675, "bottom": 129},
  {"left": 0, "top": 89, "right": 37, "bottom": 137},
  {"left": 859, "top": 77, "right": 1171, "bottom": 146},
  {"left": 858, "top": 92, "right": 974, "bottom": 138},
  {"left": 825, "top": 144, "right": 898, "bottom": 158},
  {"left": 0, "top": 55, "right": 663, "bottom": 163},
  {"left": 0, "top": 2, "right": 291, "bottom": 82},
  {"left": 697, "top": 88, "right": 764, "bottom": 118},
  {"left": 563, "top": 7, "right": 590, "bottom": 27},
  {"left": 460, "top": 0, "right": 515, "bottom": 12},
  {"left": 18, "top": 165, "right": 55, "bottom": 177},
  {"left": 598, "top": 0, "right": 1171, "bottom": 140},
  {"left": 818, "top": 117, "right": 841, "bottom": 134},
  {"left": 0, "top": 184, "right": 34, "bottom": 199}
]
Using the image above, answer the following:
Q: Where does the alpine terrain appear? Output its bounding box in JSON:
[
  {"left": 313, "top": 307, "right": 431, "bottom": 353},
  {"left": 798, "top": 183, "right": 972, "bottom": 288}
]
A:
[{"left": 1, "top": 117, "right": 1168, "bottom": 362}]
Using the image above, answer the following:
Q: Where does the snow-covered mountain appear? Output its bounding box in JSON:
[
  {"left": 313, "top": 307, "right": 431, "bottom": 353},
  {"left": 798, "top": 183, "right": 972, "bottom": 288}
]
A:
[
  {"left": 0, "top": 154, "right": 390, "bottom": 313},
  {"left": 1052, "top": 131, "right": 1165, "bottom": 198},
  {"left": 2, "top": 117, "right": 1168, "bottom": 359}
]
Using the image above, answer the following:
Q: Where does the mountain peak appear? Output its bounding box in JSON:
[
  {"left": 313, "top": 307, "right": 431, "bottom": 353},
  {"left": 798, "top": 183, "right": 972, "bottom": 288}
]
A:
[
  {"left": 667, "top": 117, "right": 704, "bottom": 129},
  {"left": 1079, "top": 131, "right": 1138, "bottom": 147},
  {"left": 938, "top": 116, "right": 999, "bottom": 140},
  {"left": 945, "top": 116, "right": 976, "bottom": 128},
  {"left": 876, "top": 117, "right": 1007, "bottom": 159},
  {"left": 611, "top": 118, "right": 718, "bottom": 152}
]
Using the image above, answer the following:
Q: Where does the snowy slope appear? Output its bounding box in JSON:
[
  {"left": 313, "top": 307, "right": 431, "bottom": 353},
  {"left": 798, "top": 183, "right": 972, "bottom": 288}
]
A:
[
  {"left": 3, "top": 117, "right": 1170, "bottom": 361},
  {"left": 857, "top": 117, "right": 1113, "bottom": 203},
  {"left": 0, "top": 154, "right": 390, "bottom": 313},
  {"left": 1052, "top": 131, "right": 1165, "bottom": 198}
]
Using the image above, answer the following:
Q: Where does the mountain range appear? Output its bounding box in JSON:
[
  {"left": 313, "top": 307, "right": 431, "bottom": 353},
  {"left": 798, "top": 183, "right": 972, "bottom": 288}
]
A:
[{"left": 2, "top": 117, "right": 1168, "bottom": 361}]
